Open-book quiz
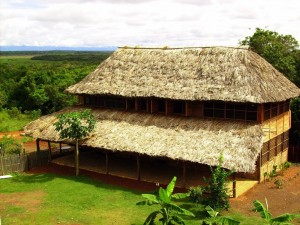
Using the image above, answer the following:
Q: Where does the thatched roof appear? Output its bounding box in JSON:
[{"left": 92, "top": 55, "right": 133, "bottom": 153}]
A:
[
  {"left": 66, "top": 46, "right": 300, "bottom": 103},
  {"left": 24, "top": 106, "right": 264, "bottom": 173}
]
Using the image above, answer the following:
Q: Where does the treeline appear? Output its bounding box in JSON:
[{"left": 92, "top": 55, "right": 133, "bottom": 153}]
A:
[
  {"left": 31, "top": 52, "right": 112, "bottom": 63},
  {"left": 0, "top": 52, "right": 112, "bottom": 115}
]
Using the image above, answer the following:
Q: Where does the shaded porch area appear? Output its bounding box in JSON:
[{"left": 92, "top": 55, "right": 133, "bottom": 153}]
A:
[{"left": 51, "top": 149, "right": 258, "bottom": 197}]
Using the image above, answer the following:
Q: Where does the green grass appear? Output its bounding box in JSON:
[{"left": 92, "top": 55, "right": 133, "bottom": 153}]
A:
[
  {"left": 0, "top": 110, "right": 32, "bottom": 132},
  {"left": 0, "top": 173, "right": 263, "bottom": 225}
]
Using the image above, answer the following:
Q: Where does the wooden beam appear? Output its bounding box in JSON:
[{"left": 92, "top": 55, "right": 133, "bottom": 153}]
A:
[
  {"left": 137, "top": 154, "right": 141, "bottom": 181},
  {"left": 105, "top": 151, "right": 109, "bottom": 175},
  {"left": 47, "top": 141, "right": 52, "bottom": 162},
  {"left": 59, "top": 142, "right": 62, "bottom": 154},
  {"left": 36, "top": 138, "right": 41, "bottom": 166},
  {"left": 232, "top": 173, "right": 236, "bottom": 198},
  {"left": 182, "top": 161, "right": 186, "bottom": 188}
]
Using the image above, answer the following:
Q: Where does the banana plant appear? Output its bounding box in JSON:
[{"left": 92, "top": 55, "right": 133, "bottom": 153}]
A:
[
  {"left": 202, "top": 206, "right": 240, "bottom": 225},
  {"left": 137, "top": 176, "right": 195, "bottom": 225},
  {"left": 253, "top": 198, "right": 300, "bottom": 225}
]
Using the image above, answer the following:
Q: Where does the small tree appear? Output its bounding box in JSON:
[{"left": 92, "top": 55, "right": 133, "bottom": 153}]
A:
[
  {"left": 54, "top": 109, "right": 95, "bottom": 176},
  {"left": 253, "top": 198, "right": 300, "bottom": 225},
  {"left": 203, "top": 155, "right": 233, "bottom": 210},
  {"left": 137, "top": 176, "right": 195, "bottom": 225},
  {"left": 202, "top": 206, "right": 240, "bottom": 225}
]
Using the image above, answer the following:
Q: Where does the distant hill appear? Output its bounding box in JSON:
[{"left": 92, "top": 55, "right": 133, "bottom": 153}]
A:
[{"left": 0, "top": 46, "right": 117, "bottom": 51}]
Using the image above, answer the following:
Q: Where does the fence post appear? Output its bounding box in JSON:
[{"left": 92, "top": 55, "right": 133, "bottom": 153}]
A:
[{"left": 0, "top": 155, "right": 4, "bottom": 176}]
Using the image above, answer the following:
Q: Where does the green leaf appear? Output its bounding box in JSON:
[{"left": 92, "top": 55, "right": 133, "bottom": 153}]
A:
[
  {"left": 166, "top": 176, "right": 177, "bottom": 197},
  {"left": 205, "top": 205, "right": 218, "bottom": 218},
  {"left": 166, "top": 203, "right": 195, "bottom": 217},
  {"left": 171, "top": 215, "right": 186, "bottom": 225},
  {"left": 143, "top": 210, "right": 161, "bottom": 225},
  {"left": 217, "top": 216, "right": 240, "bottom": 225},
  {"left": 159, "top": 188, "right": 171, "bottom": 204},
  {"left": 253, "top": 200, "right": 271, "bottom": 221},
  {"left": 171, "top": 192, "right": 189, "bottom": 200},
  {"left": 272, "top": 213, "right": 300, "bottom": 223},
  {"left": 140, "top": 194, "right": 159, "bottom": 204}
]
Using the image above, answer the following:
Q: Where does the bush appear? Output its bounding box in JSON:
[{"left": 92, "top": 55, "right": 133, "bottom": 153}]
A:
[
  {"left": 0, "top": 135, "right": 23, "bottom": 155},
  {"left": 7, "top": 107, "right": 21, "bottom": 118},
  {"left": 203, "top": 155, "right": 233, "bottom": 210},
  {"left": 189, "top": 186, "right": 204, "bottom": 203},
  {"left": 24, "top": 109, "right": 41, "bottom": 119}
]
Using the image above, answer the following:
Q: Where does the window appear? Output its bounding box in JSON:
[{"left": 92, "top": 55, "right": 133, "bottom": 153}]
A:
[
  {"left": 126, "top": 99, "right": 135, "bottom": 110},
  {"left": 263, "top": 101, "right": 290, "bottom": 121},
  {"left": 157, "top": 99, "right": 166, "bottom": 113},
  {"left": 203, "top": 101, "right": 257, "bottom": 121},
  {"left": 173, "top": 100, "right": 185, "bottom": 114}
]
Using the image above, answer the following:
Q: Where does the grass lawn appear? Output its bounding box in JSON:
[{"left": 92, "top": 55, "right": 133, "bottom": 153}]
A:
[
  {"left": 0, "top": 173, "right": 264, "bottom": 225},
  {"left": 0, "top": 110, "right": 33, "bottom": 132}
]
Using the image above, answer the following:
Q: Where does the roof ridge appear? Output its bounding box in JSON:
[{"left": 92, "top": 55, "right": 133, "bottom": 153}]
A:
[{"left": 118, "top": 46, "right": 250, "bottom": 50}]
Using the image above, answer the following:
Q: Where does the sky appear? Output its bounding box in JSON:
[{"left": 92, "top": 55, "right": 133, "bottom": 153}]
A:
[{"left": 0, "top": 0, "right": 300, "bottom": 48}]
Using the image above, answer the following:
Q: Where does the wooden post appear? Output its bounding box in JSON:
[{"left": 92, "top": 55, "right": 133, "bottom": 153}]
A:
[
  {"left": 232, "top": 173, "right": 236, "bottom": 198},
  {"left": 105, "top": 151, "right": 109, "bottom": 174},
  {"left": 137, "top": 154, "right": 141, "bottom": 181},
  {"left": 182, "top": 161, "right": 186, "bottom": 188},
  {"left": 47, "top": 141, "right": 52, "bottom": 162},
  {"left": 59, "top": 142, "right": 62, "bottom": 154},
  {"left": 36, "top": 138, "right": 41, "bottom": 166}
]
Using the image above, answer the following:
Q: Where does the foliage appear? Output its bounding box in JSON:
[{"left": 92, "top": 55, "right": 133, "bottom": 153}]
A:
[
  {"left": 31, "top": 52, "right": 111, "bottom": 63},
  {"left": 0, "top": 135, "right": 23, "bottom": 155},
  {"left": 137, "top": 176, "right": 195, "bottom": 225},
  {"left": 0, "top": 52, "right": 111, "bottom": 114},
  {"left": 203, "top": 156, "right": 233, "bottom": 210},
  {"left": 269, "top": 165, "right": 278, "bottom": 178},
  {"left": 202, "top": 206, "right": 240, "bottom": 225},
  {"left": 240, "top": 28, "right": 299, "bottom": 85},
  {"left": 253, "top": 199, "right": 300, "bottom": 225},
  {"left": 0, "top": 109, "right": 33, "bottom": 132},
  {"left": 189, "top": 186, "right": 204, "bottom": 204},
  {"left": 290, "top": 97, "right": 300, "bottom": 143},
  {"left": 280, "top": 161, "right": 292, "bottom": 173},
  {"left": 54, "top": 109, "right": 96, "bottom": 175},
  {"left": 274, "top": 179, "right": 283, "bottom": 189}
]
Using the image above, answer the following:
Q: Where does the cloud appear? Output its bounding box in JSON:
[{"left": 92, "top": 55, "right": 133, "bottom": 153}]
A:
[{"left": 0, "top": 0, "right": 299, "bottom": 47}]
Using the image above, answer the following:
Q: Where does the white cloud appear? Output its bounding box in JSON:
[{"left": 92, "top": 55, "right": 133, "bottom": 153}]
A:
[{"left": 0, "top": 0, "right": 299, "bottom": 47}]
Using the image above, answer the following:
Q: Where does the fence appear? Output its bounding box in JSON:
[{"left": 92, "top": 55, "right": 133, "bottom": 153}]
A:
[
  {"left": 0, "top": 150, "right": 50, "bottom": 176},
  {"left": 288, "top": 145, "right": 300, "bottom": 163}
]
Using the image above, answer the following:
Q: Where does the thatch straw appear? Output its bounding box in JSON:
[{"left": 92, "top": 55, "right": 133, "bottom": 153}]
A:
[
  {"left": 24, "top": 106, "right": 264, "bottom": 173},
  {"left": 66, "top": 47, "right": 300, "bottom": 103}
]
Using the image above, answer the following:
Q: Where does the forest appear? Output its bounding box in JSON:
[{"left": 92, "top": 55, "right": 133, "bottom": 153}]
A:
[{"left": 0, "top": 51, "right": 112, "bottom": 114}]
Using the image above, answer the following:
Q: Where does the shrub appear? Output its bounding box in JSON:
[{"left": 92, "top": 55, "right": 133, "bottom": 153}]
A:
[
  {"left": 0, "top": 135, "right": 23, "bottom": 155},
  {"left": 7, "top": 107, "right": 21, "bottom": 118},
  {"left": 189, "top": 186, "right": 204, "bottom": 203},
  {"left": 203, "top": 155, "right": 233, "bottom": 210}
]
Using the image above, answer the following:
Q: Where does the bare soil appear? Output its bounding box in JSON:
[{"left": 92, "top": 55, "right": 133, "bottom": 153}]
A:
[{"left": 0, "top": 130, "right": 48, "bottom": 153}]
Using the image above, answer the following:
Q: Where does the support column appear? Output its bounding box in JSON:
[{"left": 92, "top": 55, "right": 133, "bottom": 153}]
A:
[
  {"left": 232, "top": 173, "right": 237, "bottom": 198},
  {"left": 105, "top": 151, "right": 109, "bottom": 174},
  {"left": 36, "top": 138, "right": 41, "bottom": 166},
  {"left": 137, "top": 154, "right": 141, "bottom": 181},
  {"left": 47, "top": 141, "right": 52, "bottom": 162},
  {"left": 182, "top": 161, "right": 186, "bottom": 188}
]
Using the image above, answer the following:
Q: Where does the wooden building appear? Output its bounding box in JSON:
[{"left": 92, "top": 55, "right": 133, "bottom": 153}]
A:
[{"left": 24, "top": 47, "right": 300, "bottom": 196}]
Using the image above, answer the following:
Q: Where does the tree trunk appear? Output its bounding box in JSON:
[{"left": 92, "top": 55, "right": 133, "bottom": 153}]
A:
[{"left": 75, "top": 139, "right": 79, "bottom": 176}]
